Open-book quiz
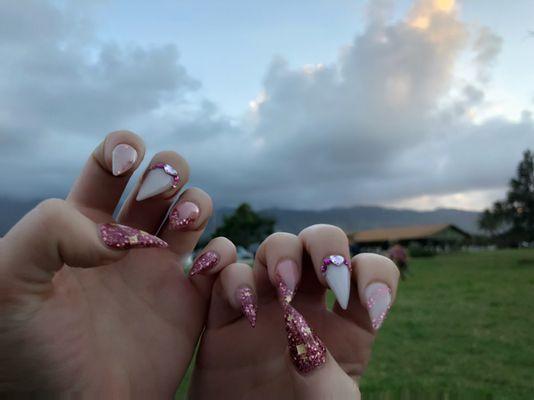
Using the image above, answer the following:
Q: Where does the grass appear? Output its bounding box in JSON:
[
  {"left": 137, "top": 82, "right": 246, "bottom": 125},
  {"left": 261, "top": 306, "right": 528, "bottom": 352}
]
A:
[{"left": 176, "top": 249, "right": 534, "bottom": 399}]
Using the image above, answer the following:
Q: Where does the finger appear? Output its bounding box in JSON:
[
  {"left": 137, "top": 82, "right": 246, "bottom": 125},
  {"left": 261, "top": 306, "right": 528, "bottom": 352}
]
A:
[
  {"left": 299, "top": 225, "right": 352, "bottom": 310},
  {"left": 282, "top": 304, "right": 359, "bottom": 399},
  {"left": 186, "top": 237, "right": 237, "bottom": 301},
  {"left": 67, "top": 130, "right": 145, "bottom": 217},
  {"left": 116, "top": 151, "right": 190, "bottom": 233},
  {"left": 208, "top": 263, "right": 257, "bottom": 328},
  {"left": 159, "top": 187, "right": 213, "bottom": 257},
  {"left": 254, "top": 232, "right": 302, "bottom": 305},
  {"left": 188, "top": 237, "right": 237, "bottom": 277},
  {"left": 0, "top": 199, "right": 167, "bottom": 290},
  {"left": 338, "top": 253, "right": 400, "bottom": 332}
]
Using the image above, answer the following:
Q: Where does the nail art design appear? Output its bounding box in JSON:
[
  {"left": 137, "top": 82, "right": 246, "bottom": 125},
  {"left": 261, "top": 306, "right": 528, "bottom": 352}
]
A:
[
  {"left": 236, "top": 287, "right": 257, "bottom": 328},
  {"left": 189, "top": 251, "right": 219, "bottom": 276},
  {"left": 364, "top": 282, "right": 392, "bottom": 330},
  {"left": 284, "top": 304, "right": 326, "bottom": 374},
  {"left": 169, "top": 201, "right": 200, "bottom": 230},
  {"left": 321, "top": 255, "right": 351, "bottom": 310},
  {"left": 99, "top": 223, "right": 168, "bottom": 249},
  {"left": 276, "top": 259, "right": 298, "bottom": 306},
  {"left": 136, "top": 163, "right": 180, "bottom": 201},
  {"left": 112, "top": 144, "right": 137, "bottom": 176},
  {"left": 277, "top": 279, "right": 294, "bottom": 307}
]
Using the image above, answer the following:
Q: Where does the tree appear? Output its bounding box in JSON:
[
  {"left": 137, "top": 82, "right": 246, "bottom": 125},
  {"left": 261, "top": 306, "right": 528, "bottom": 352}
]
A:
[
  {"left": 506, "top": 150, "right": 534, "bottom": 242},
  {"left": 478, "top": 201, "right": 507, "bottom": 237},
  {"left": 213, "top": 203, "right": 275, "bottom": 248},
  {"left": 479, "top": 150, "right": 534, "bottom": 244}
]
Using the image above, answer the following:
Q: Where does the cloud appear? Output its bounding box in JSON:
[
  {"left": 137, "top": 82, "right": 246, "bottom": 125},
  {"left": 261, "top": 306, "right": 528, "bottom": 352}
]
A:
[{"left": 0, "top": 0, "right": 532, "bottom": 212}]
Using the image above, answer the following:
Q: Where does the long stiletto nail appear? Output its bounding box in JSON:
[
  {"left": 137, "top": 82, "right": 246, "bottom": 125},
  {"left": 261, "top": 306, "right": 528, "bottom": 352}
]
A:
[
  {"left": 276, "top": 259, "right": 298, "bottom": 306},
  {"left": 189, "top": 251, "right": 219, "bottom": 276},
  {"left": 364, "top": 282, "right": 392, "bottom": 330},
  {"left": 284, "top": 304, "right": 326, "bottom": 374},
  {"left": 321, "top": 255, "right": 351, "bottom": 310},
  {"left": 136, "top": 163, "right": 180, "bottom": 201},
  {"left": 169, "top": 201, "right": 200, "bottom": 230},
  {"left": 112, "top": 144, "right": 137, "bottom": 176},
  {"left": 99, "top": 223, "right": 168, "bottom": 249},
  {"left": 236, "top": 286, "right": 257, "bottom": 328}
]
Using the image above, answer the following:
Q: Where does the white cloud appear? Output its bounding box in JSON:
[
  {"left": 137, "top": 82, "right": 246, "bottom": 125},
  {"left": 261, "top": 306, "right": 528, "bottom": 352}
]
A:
[{"left": 0, "top": 0, "right": 532, "bottom": 212}]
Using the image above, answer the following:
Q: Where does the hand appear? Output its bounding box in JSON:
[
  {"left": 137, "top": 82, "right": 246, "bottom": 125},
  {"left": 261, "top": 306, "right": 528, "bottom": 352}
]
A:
[
  {"left": 188, "top": 225, "right": 400, "bottom": 399},
  {"left": 0, "top": 131, "right": 237, "bottom": 397}
]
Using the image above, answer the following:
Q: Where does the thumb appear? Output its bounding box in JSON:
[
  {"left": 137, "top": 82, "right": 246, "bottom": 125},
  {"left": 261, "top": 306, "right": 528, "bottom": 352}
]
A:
[
  {"left": 0, "top": 199, "right": 167, "bottom": 288},
  {"left": 283, "top": 304, "right": 360, "bottom": 399}
]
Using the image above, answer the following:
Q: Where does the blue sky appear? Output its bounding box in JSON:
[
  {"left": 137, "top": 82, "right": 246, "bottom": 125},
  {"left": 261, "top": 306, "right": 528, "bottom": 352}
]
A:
[
  {"left": 1, "top": 0, "right": 533, "bottom": 210},
  {"left": 89, "top": 0, "right": 534, "bottom": 118}
]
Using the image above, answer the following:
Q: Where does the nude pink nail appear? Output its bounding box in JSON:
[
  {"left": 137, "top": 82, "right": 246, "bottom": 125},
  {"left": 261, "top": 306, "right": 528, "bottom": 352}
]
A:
[
  {"left": 236, "top": 286, "right": 257, "bottom": 328},
  {"left": 284, "top": 304, "right": 326, "bottom": 374},
  {"left": 364, "top": 282, "right": 392, "bottom": 330},
  {"left": 276, "top": 259, "right": 299, "bottom": 306},
  {"left": 169, "top": 201, "right": 200, "bottom": 230},
  {"left": 112, "top": 144, "right": 137, "bottom": 176},
  {"left": 189, "top": 251, "right": 219, "bottom": 276},
  {"left": 99, "top": 223, "right": 168, "bottom": 249}
]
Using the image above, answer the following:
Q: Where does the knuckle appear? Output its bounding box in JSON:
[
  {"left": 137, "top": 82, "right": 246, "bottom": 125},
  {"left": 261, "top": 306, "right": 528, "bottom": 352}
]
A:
[
  {"left": 34, "top": 199, "right": 67, "bottom": 225},
  {"left": 299, "top": 224, "right": 348, "bottom": 243},
  {"left": 212, "top": 236, "right": 237, "bottom": 257}
]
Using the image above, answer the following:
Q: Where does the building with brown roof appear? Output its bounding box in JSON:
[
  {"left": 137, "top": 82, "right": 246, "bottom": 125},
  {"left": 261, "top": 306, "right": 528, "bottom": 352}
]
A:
[{"left": 348, "top": 223, "right": 471, "bottom": 249}]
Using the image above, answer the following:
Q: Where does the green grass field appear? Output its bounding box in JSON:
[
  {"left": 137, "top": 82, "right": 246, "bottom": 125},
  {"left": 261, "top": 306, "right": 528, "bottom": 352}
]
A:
[{"left": 177, "top": 249, "right": 534, "bottom": 399}]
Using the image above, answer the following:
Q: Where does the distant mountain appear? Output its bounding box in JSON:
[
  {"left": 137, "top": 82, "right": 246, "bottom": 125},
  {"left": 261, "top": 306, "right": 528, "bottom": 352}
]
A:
[
  {"left": 205, "top": 205, "right": 481, "bottom": 237},
  {"left": 0, "top": 198, "right": 481, "bottom": 237}
]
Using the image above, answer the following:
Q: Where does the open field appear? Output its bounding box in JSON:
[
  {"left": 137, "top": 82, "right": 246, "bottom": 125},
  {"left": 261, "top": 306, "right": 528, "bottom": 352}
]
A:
[{"left": 177, "top": 249, "right": 534, "bottom": 399}]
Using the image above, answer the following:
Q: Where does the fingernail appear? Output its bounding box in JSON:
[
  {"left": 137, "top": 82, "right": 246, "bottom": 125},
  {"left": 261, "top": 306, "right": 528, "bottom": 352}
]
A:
[
  {"left": 99, "top": 223, "right": 168, "bottom": 249},
  {"left": 112, "top": 144, "right": 137, "bottom": 176},
  {"left": 136, "top": 163, "right": 180, "bottom": 201},
  {"left": 276, "top": 259, "right": 299, "bottom": 306},
  {"left": 364, "top": 282, "right": 392, "bottom": 330},
  {"left": 236, "top": 286, "right": 257, "bottom": 328},
  {"left": 169, "top": 201, "right": 200, "bottom": 230},
  {"left": 284, "top": 304, "right": 326, "bottom": 374},
  {"left": 321, "top": 255, "right": 351, "bottom": 310},
  {"left": 189, "top": 251, "right": 219, "bottom": 276}
]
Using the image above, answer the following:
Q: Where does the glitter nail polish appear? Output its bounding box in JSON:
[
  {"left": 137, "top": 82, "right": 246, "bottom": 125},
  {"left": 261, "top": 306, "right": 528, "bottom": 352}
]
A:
[
  {"left": 189, "top": 251, "right": 219, "bottom": 276},
  {"left": 236, "top": 286, "right": 257, "bottom": 328},
  {"left": 277, "top": 278, "right": 294, "bottom": 307},
  {"left": 99, "top": 223, "right": 168, "bottom": 249},
  {"left": 284, "top": 304, "right": 326, "bottom": 374},
  {"left": 276, "top": 259, "right": 298, "bottom": 306},
  {"left": 169, "top": 201, "right": 200, "bottom": 230},
  {"left": 364, "top": 282, "right": 392, "bottom": 330}
]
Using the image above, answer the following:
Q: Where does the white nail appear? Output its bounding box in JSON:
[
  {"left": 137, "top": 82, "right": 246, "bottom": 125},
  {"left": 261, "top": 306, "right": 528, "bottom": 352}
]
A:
[
  {"left": 364, "top": 282, "right": 392, "bottom": 330},
  {"left": 324, "top": 257, "right": 351, "bottom": 310},
  {"left": 112, "top": 144, "right": 137, "bottom": 176},
  {"left": 136, "top": 168, "right": 175, "bottom": 201}
]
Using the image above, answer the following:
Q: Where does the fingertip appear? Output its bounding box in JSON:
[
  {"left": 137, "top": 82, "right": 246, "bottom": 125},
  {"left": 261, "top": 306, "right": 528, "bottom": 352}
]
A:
[{"left": 99, "top": 130, "right": 146, "bottom": 176}]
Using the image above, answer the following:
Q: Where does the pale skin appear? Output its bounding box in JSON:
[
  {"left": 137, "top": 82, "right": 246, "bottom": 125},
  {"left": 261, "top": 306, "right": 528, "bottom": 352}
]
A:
[
  {"left": 189, "top": 228, "right": 400, "bottom": 399},
  {"left": 0, "top": 131, "right": 400, "bottom": 399},
  {"left": 0, "top": 131, "right": 238, "bottom": 398}
]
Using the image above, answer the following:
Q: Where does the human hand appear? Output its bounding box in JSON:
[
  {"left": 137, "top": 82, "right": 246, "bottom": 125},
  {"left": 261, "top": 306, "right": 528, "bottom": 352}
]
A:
[
  {"left": 188, "top": 225, "right": 400, "bottom": 399},
  {"left": 0, "top": 131, "right": 236, "bottom": 398}
]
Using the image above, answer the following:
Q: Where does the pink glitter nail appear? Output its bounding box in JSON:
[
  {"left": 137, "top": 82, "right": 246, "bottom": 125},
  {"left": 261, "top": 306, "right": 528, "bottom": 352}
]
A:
[
  {"left": 277, "top": 277, "right": 294, "bottom": 307},
  {"left": 169, "top": 201, "right": 200, "bottom": 230},
  {"left": 284, "top": 304, "right": 326, "bottom": 374},
  {"left": 189, "top": 251, "right": 219, "bottom": 276},
  {"left": 236, "top": 286, "right": 257, "bottom": 328},
  {"left": 99, "top": 223, "right": 168, "bottom": 250},
  {"left": 364, "top": 282, "right": 392, "bottom": 330}
]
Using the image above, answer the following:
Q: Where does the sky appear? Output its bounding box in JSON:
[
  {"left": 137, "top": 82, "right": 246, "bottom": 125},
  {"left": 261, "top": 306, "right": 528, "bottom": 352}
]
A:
[{"left": 0, "top": 0, "right": 533, "bottom": 211}]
